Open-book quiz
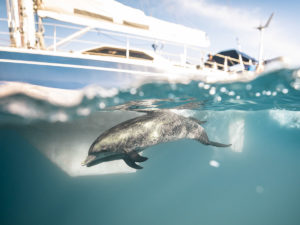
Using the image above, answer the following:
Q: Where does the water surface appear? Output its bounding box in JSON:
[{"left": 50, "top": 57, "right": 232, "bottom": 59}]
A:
[{"left": 1, "top": 68, "right": 300, "bottom": 225}]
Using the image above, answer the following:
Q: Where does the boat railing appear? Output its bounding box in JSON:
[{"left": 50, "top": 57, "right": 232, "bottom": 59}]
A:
[{"left": 0, "top": 17, "right": 254, "bottom": 73}]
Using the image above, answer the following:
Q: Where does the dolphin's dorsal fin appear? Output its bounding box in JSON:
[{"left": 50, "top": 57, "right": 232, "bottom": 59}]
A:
[
  {"left": 173, "top": 101, "right": 204, "bottom": 110},
  {"left": 189, "top": 117, "right": 207, "bottom": 125}
]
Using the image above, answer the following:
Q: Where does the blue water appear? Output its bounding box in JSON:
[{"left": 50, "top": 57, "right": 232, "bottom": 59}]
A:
[{"left": 1, "top": 68, "right": 300, "bottom": 225}]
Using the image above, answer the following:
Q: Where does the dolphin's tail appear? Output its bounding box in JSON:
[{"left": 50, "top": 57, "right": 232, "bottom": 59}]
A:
[
  {"left": 81, "top": 155, "right": 96, "bottom": 166},
  {"left": 196, "top": 131, "right": 231, "bottom": 148},
  {"left": 209, "top": 141, "right": 231, "bottom": 147}
]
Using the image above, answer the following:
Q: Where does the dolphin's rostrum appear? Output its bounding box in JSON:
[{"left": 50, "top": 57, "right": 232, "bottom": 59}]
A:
[{"left": 82, "top": 110, "right": 231, "bottom": 169}]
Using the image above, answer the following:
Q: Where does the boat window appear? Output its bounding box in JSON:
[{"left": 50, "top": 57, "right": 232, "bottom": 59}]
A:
[
  {"left": 83, "top": 47, "right": 153, "bottom": 60},
  {"left": 84, "top": 47, "right": 126, "bottom": 57},
  {"left": 129, "top": 50, "right": 153, "bottom": 60}
]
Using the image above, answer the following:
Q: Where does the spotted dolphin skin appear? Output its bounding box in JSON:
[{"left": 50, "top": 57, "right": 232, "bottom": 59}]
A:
[{"left": 82, "top": 111, "right": 231, "bottom": 169}]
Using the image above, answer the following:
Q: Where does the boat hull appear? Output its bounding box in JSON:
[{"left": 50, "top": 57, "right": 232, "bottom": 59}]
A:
[
  {"left": 0, "top": 47, "right": 265, "bottom": 90},
  {"left": 0, "top": 48, "right": 170, "bottom": 89}
]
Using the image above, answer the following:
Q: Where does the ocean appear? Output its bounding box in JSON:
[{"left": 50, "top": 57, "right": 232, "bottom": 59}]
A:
[{"left": 0, "top": 68, "right": 300, "bottom": 225}]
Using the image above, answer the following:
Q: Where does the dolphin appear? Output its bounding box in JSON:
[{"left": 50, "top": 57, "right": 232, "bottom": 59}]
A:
[{"left": 82, "top": 110, "right": 231, "bottom": 169}]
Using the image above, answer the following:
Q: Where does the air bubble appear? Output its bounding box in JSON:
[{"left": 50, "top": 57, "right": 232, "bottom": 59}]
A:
[
  {"left": 220, "top": 87, "right": 227, "bottom": 93},
  {"left": 198, "top": 82, "right": 204, "bottom": 88},
  {"left": 209, "top": 160, "right": 220, "bottom": 168},
  {"left": 204, "top": 84, "right": 210, "bottom": 90},
  {"left": 99, "top": 102, "right": 106, "bottom": 109},
  {"left": 246, "top": 84, "right": 252, "bottom": 90},
  {"left": 228, "top": 91, "right": 235, "bottom": 96},
  {"left": 209, "top": 87, "right": 216, "bottom": 95},
  {"left": 130, "top": 88, "right": 137, "bottom": 95}
]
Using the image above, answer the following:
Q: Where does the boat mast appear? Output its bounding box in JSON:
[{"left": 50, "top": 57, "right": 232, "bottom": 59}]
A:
[
  {"left": 34, "top": 0, "right": 45, "bottom": 49},
  {"left": 20, "top": 0, "right": 36, "bottom": 48},
  {"left": 6, "top": 0, "right": 22, "bottom": 47},
  {"left": 236, "top": 37, "right": 245, "bottom": 70},
  {"left": 6, "top": 0, "right": 36, "bottom": 48},
  {"left": 256, "top": 13, "right": 274, "bottom": 70}
]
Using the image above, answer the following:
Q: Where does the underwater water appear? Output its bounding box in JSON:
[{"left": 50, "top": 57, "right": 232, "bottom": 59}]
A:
[{"left": 0, "top": 68, "right": 300, "bottom": 225}]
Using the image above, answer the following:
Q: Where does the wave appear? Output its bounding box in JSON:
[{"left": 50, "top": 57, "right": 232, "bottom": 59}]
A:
[{"left": 0, "top": 68, "right": 299, "bottom": 125}]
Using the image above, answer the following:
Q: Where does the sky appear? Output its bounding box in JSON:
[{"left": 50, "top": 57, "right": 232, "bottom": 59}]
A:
[
  {"left": 118, "top": 0, "right": 300, "bottom": 66},
  {"left": 0, "top": 0, "right": 299, "bottom": 66}
]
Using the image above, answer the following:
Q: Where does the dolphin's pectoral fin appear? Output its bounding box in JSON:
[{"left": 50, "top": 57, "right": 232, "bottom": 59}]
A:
[
  {"left": 123, "top": 157, "right": 143, "bottom": 169},
  {"left": 189, "top": 117, "right": 207, "bottom": 125},
  {"left": 128, "top": 150, "right": 148, "bottom": 162},
  {"left": 123, "top": 150, "right": 148, "bottom": 169}
]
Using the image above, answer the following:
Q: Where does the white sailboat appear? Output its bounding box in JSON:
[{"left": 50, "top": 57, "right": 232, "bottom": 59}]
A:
[{"left": 0, "top": 0, "right": 285, "bottom": 89}]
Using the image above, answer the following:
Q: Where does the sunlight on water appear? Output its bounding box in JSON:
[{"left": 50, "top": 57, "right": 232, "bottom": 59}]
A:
[{"left": 229, "top": 118, "right": 245, "bottom": 153}]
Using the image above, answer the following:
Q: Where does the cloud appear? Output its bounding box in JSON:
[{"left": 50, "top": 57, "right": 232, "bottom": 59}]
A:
[
  {"left": 163, "top": 0, "right": 300, "bottom": 66},
  {"left": 172, "top": 0, "right": 260, "bottom": 32}
]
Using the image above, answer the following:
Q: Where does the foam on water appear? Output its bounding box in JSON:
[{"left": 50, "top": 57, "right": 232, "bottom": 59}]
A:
[{"left": 269, "top": 109, "right": 300, "bottom": 128}]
